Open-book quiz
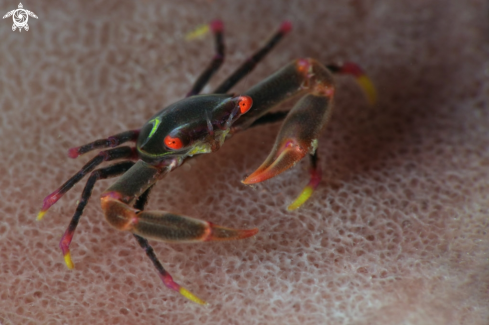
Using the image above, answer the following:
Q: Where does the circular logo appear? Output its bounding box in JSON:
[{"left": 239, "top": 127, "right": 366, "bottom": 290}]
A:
[
  {"left": 3, "top": 3, "right": 38, "bottom": 32},
  {"left": 13, "top": 9, "right": 28, "bottom": 28}
]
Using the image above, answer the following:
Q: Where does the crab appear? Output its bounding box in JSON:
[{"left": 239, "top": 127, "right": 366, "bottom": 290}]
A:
[{"left": 38, "top": 20, "right": 376, "bottom": 305}]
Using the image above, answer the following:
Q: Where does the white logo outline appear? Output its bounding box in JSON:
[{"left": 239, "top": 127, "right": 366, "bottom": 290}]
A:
[{"left": 3, "top": 3, "right": 38, "bottom": 32}]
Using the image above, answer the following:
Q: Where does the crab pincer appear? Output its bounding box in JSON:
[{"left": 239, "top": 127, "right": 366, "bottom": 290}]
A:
[{"left": 238, "top": 58, "right": 377, "bottom": 210}]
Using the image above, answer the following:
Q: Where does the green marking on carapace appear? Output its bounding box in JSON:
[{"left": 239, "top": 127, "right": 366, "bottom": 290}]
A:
[{"left": 148, "top": 117, "right": 161, "bottom": 138}]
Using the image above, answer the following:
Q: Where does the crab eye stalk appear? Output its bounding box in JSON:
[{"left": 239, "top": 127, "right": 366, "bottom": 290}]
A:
[
  {"left": 164, "top": 135, "right": 184, "bottom": 150},
  {"left": 238, "top": 96, "right": 253, "bottom": 114}
]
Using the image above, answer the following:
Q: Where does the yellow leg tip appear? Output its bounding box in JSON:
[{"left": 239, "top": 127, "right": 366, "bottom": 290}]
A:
[
  {"left": 179, "top": 287, "right": 207, "bottom": 305},
  {"left": 64, "top": 252, "right": 74, "bottom": 270},
  {"left": 356, "top": 75, "right": 378, "bottom": 106},
  {"left": 185, "top": 24, "right": 210, "bottom": 41},
  {"left": 287, "top": 186, "right": 314, "bottom": 211},
  {"left": 36, "top": 210, "right": 46, "bottom": 221}
]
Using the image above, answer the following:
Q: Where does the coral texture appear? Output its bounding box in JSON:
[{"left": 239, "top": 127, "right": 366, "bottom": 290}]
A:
[{"left": 1, "top": 0, "right": 488, "bottom": 324}]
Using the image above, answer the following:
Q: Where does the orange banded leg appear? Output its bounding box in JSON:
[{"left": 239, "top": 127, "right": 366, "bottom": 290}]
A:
[
  {"left": 37, "top": 146, "right": 137, "bottom": 220},
  {"left": 131, "top": 187, "right": 209, "bottom": 305},
  {"left": 101, "top": 193, "right": 258, "bottom": 244},
  {"left": 59, "top": 161, "right": 135, "bottom": 269},
  {"left": 99, "top": 160, "right": 258, "bottom": 304},
  {"left": 101, "top": 194, "right": 257, "bottom": 304}
]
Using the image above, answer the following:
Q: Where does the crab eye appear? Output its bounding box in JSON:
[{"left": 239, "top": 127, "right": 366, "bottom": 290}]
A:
[
  {"left": 164, "top": 135, "right": 184, "bottom": 150},
  {"left": 238, "top": 96, "right": 253, "bottom": 114}
]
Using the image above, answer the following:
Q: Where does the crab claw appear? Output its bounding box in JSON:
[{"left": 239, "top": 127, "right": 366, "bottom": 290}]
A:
[
  {"left": 243, "top": 92, "right": 332, "bottom": 185},
  {"left": 242, "top": 138, "right": 308, "bottom": 184}
]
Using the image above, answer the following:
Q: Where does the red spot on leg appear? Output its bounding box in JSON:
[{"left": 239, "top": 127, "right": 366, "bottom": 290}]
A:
[
  {"left": 38, "top": 190, "right": 64, "bottom": 220},
  {"left": 68, "top": 147, "right": 80, "bottom": 158},
  {"left": 159, "top": 273, "right": 180, "bottom": 292},
  {"left": 340, "top": 62, "right": 364, "bottom": 77},
  {"left": 309, "top": 164, "right": 322, "bottom": 189},
  {"left": 210, "top": 20, "right": 223, "bottom": 33},
  {"left": 41, "top": 190, "right": 62, "bottom": 212},
  {"left": 280, "top": 21, "right": 292, "bottom": 34},
  {"left": 59, "top": 230, "right": 73, "bottom": 255}
]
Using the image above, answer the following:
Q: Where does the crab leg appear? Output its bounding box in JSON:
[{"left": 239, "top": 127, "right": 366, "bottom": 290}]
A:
[
  {"left": 38, "top": 146, "right": 138, "bottom": 220},
  {"left": 186, "top": 20, "right": 225, "bottom": 97},
  {"left": 68, "top": 130, "right": 140, "bottom": 158},
  {"left": 326, "top": 62, "right": 378, "bottom": 105},
  {"left": 132, "top": 186, "right": 209, "bottom": 304},
  {"left": 133, "top": 234, "right": 209, "bottom": 305},
  {"left": 247, "top": 62, "right": 376, "bottom": 129},
  {"left": 213, "top": 21, "right": 292, "bottom": 94},
  {"left": 100, "top": 160, "right": 258, "bottom": 304},
  {"left": 59, "top": 161, "right": 135, "bottom": 269},
  {"left": 286, "top": 151, "right": 322, "bottom": 211},
  {"left": 131, "top": 187, "right": 209, "bottom": 305}
]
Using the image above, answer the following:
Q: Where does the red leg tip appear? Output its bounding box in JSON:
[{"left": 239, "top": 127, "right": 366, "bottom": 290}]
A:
[
  {"left": 68, "top": 147, "right": 80, "bottom": 158},
  {"left": 340, "top": 62, "right": 364, "bottom": 77},
  {"left": 210, "top": 20, "right": 224, "bottom": 33},
  {"left": 38, "top": 190, "right": 63, "bottom": 219},
  {"left": 280, "top": 21, "right": 292, "bottom": 33},
  {"left": 59, "top": 231, "right": 73, "bottom": 255},
  {"left": 42, "top": 190, "right": 62, "bottom": 211}
]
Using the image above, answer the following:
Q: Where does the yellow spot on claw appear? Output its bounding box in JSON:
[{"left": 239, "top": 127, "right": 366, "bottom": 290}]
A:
[
  {"left": 37, "top": 210, "right": 46, "bottom": 221},
  {"left": 287, "top": 186, "right": 313, "bottom": 211},
  {"left": 185, "top": 24, "right": 210, "bottom": 41},
  {"left": 64, "top": 252, "right": 74, "bottom": 269},
  {"left": 356, "top": 75, "right": 378, "bottom": 106},
  {"left": 179, "top": 287, "right": 207, "bottom": 305}
]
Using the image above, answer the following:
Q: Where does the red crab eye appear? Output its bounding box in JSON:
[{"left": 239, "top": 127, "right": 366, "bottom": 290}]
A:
[
  {"left": 238, "top": 96, "right": 253, "bottom": 114},
  {"left": 164, "top": 135, "right": 183, "bottom": 150}
]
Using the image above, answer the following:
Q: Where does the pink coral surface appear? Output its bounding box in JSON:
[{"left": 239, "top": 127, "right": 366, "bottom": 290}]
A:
[{"left": 1, "top": 1, "right": 488, "bottom": 324}]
